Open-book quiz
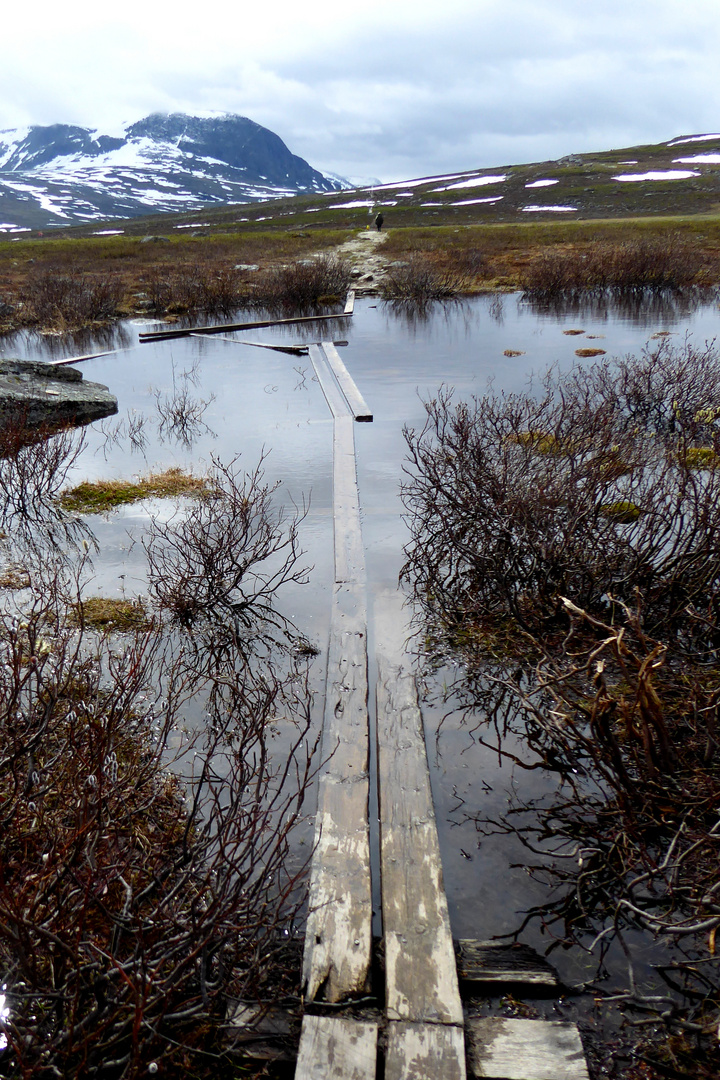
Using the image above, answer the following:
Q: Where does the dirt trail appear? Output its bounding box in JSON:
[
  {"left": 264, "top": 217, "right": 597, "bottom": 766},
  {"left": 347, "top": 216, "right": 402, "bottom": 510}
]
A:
[{"left": 334, "top": 229, "right": 390, "bottom": 293}]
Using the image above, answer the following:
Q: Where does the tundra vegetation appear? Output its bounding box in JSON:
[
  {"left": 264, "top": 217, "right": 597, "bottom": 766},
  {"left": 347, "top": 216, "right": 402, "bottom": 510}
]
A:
[
  {"left": 2, "top": 215, "right": 720, "bottom": 331},
  {"left": 401, "top": 340, "right": 720, "bottom": 1073},
  {"left": 0, "top": 415, "right": 316, "bottom": 1078}
]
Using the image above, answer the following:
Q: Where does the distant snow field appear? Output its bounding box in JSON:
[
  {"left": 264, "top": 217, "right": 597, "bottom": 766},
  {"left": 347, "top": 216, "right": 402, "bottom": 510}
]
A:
[
  {"left": 522, "top": 205, "right": 578, "bottom": 212},
  {"left": 433, "top": 175, "right": 506, "bottom": 192},
  {"left": 451, "top": 196, "right": 504, "bottom": 206},
  {"left": 668, "top": 134, "right": 720, "bottom": 145},
  {"left": 673, "top": 154, "right": 720, "bottom": 164},
  {"left": 612, "top": 170, "right": 700, "bottom": 181},
  {"left": 525, "top": 179, "right": 559, "bottom": 188}
]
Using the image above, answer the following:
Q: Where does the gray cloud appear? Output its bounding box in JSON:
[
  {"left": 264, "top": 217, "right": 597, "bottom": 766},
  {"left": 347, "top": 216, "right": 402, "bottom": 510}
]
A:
[{"left": 1, "top": 0, "right": 719, "bottom": 182}]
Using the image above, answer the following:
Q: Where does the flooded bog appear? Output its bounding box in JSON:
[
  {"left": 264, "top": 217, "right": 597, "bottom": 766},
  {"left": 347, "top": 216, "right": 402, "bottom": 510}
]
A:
[{"left": 5, "top": 289, "right": 720, "bottom": 1001}]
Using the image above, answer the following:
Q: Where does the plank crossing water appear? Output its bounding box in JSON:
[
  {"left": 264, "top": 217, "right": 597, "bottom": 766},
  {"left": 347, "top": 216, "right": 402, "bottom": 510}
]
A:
[
  {"left": 295, "top": 335, "right": 589, "bottom": 1080},
  {"left": 376, "top": 592, "right": 467, "bottom": 1079},
  {"left": 300, "top": 344, "right": 372, "bottom": 1015}
]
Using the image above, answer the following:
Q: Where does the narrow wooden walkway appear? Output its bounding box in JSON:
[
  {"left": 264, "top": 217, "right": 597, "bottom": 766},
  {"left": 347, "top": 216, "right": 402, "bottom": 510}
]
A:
[{"left": 292, "top": 337, "right": 589, "bottom": 1080}]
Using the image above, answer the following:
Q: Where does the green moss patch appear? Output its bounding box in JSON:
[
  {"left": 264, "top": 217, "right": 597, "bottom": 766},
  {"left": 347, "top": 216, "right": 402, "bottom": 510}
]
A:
[
  {"left": 71, "top": 596, "right": 150, "bottom": 632},
  {"left": 60, "top": 467, "right": 210, "bottom": 513}
]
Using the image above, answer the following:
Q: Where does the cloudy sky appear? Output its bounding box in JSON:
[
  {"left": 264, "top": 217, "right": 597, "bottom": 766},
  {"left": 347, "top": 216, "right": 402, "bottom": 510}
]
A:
[{"left": 2, "top": 0, "right": 719, "bottom": 182}]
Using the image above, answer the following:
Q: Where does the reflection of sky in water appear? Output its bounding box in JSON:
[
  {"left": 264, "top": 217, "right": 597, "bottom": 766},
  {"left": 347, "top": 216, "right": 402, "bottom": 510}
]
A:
[{"left": 7, "top": 293, "right": 720, "bottom": 978}]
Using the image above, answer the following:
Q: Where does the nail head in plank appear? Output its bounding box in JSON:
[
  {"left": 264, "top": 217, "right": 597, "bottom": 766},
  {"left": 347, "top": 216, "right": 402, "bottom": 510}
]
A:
[
  {"left": 321, "top": 341, "right": 373, "bottom": 422},
  {"left": 467, "top": 1018, "right": 589, "bottom": 1080},
  {"left": 456, "top": 940, "right": 559, "bottom": 987},
  {"left": 385, "top": 1022, "right": 466, "bottom": 1080},
  {"left": 296, "top": 1016, "right": 378, "bottom": 1080}
]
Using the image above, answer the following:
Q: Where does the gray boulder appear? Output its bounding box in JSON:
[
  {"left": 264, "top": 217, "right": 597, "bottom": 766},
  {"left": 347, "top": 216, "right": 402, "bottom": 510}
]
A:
[{"left": 0, "top": 359, "right": 118, "bottom": 430}]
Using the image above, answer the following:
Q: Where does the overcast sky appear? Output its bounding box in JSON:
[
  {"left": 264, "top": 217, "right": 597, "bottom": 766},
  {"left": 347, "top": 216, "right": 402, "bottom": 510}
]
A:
[{"left": 2, "top": 0, "right": 720, "bottom": 182}]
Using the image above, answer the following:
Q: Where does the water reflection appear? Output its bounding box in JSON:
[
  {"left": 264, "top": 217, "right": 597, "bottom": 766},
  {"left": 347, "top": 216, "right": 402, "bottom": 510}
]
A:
[{"left": 520, "top": 285, "right": 713, "bottom": 327}]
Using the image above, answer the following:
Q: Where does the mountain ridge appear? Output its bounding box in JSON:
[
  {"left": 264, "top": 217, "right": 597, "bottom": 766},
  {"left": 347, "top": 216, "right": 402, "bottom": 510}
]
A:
[{"left": 0, "top": 113, "right": 345, "bottom": 231}]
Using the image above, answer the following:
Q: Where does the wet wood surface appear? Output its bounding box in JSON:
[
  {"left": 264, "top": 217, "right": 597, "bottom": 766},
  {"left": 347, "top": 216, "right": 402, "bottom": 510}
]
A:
[
  {"left": 385, "top": 1022, "right": 466, "bottom": 1080},
  {"left": 375, "top": 593, "right": 464, "bottom": 1027},
  {"left": 302, "top": 342, "right": 372, "bottom": 1004},
  {"left": 321, "top": 341, "right": 373, "bottom": 421},
  {"left": 467, "top": 1018, "right": 589, "bottom": 1080},
  {"left": 456, "top": 940, "right": 559, "bottom": 987},
  {"left": 296, "top": 1016, "right": 378, "bottom": 1080}
]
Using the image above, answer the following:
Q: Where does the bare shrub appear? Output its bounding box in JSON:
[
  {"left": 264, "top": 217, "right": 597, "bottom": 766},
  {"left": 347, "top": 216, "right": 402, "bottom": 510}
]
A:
[
  {"left": 402, "top": 339, "right": 720, "bottom": 1034},
  {"left": 0, "top": 428, "right": 317, "bottom": 1077},
  {"left": 21, "top": 268, "right": 124, "bottom": 329},
  {"left": 144, "top": 454, "right": 309, "bottom": 628},
  {"left": 251, "top": 254, "right": 351, "bottom": 311},
  {"left": 520, "top": 235, "right": 706, "bottom": 302},
  {"left": 380, "top": 254, "right": 471, "bottom": 310}
]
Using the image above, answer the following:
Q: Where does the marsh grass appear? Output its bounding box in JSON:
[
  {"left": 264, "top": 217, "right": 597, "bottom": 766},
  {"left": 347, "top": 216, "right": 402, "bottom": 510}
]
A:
[
  {"left": 72, "top": 596, "right": 150, "bottom": 632},
  {"left": 60, "top": 466, "right": 210, "bottom": 513}
]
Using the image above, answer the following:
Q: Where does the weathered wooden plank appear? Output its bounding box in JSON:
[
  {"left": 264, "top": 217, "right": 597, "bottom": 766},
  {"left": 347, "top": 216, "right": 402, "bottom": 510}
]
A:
[
  {"left": 309, "top": 343, "right": 351, "bottom": 421},
  {"left": 333, "top": 415, "right": 365, "bottom": 582},
  {"left": 138, "top": 309, "right": 352, "bottom": 343},
  {"left": 225, "top": 1005, "right": 295, "bottom": 1061},
  {"left": 296, "top": 1016, "right": 378, "bottom": 1080},
  {"left": 456, "top": 940, "right": 559, "bottom": 988},
  {"left": 321, "top": 342, "right": 373, "bottom": 422},
  {"left": 302, "top": 582, "right": 372, "bottom": 1003},
  {"left": 344, "top": 290, "right": 356, "bottom": 315},
  {"left": 385, "top": 1022, "right": 466, "bottom": 1080},
  {"left": 375, "top": 595, "right": 464, "bottom": 1026},
  {"left": 190, "top": 333, "right": 309, "bottom": 354},
  {"left": 467, "top": 1018, "right": 589, "bottom": 1080},
  {"left": 51, "top": 350, "right": 117, "bottom": 366}
]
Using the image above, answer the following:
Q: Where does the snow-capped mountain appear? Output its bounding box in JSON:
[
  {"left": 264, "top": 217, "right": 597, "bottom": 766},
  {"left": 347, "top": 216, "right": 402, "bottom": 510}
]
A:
[{"left": 0, "top": 113, "right": 345, "bottom": 232}]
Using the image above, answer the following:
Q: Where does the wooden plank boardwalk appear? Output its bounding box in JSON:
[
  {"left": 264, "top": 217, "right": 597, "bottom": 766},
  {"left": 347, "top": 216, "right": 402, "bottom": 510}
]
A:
[{"left": 258, "top": 332, "right": 592, "bottom": 1080}]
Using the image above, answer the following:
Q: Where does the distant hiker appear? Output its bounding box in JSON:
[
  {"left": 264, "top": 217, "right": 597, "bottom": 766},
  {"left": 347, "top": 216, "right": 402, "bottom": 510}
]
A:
[{"left": 375, "top": 212, "right": 384, "bottom": 231}]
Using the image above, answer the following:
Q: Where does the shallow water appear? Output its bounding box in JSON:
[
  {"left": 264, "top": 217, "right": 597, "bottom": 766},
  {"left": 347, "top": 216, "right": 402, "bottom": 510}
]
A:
[{"left": 7, "top": 291, "right": 720, "bottom": 991}]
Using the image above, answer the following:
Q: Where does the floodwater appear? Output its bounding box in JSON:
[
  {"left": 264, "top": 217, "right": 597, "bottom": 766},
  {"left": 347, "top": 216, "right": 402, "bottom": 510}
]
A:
[{"left": 6, "top": 289, "right": 720, "bottom": 993}]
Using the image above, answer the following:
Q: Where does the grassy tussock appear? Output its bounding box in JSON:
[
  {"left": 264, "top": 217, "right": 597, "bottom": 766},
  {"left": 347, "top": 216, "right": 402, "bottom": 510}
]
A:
[
  {"left": 72, "top": 596, "right": 150, "bottom": 632},
  {"left": 60, "top": 467, "right": 209, "bottom": 513}
]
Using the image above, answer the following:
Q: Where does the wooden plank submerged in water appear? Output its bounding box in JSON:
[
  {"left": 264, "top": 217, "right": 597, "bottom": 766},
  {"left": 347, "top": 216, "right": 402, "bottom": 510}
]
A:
[
  {"left": 302, "top": 344, "right": 372, "bottom": 1005},
  {"left": 138, "top": 303, "right": 353, "bottom": 343},
  {"left": 456, "top": 940, "right": 559, "bottom": 988},
  {"left": 375, "top": 595, "right": 464, "bottom": 1028},
  {"left": 296, "top": 1016, "right": 378, "bottom": 1080},
  {"left": 302, "top": 581, "right": 372, "bottom": 1003},
  {"left": 467, "top": 1018, "right": 589, "bottom": 1080}
]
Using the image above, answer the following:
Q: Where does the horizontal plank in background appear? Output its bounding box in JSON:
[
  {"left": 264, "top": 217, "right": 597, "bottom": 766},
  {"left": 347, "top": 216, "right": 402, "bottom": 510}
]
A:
[{"left": 456, "top": 940, "right": 559, "bottom": 988}]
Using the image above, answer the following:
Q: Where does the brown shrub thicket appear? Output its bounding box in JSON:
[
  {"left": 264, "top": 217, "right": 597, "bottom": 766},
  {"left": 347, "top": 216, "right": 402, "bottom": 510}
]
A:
[
  {"left": 402, "top": 340, "right": 720, "bottom": 1037},
  {"left": 0, "top": 422, "right": 316, "bottom": 1077},
  {"left": 520, "top": 235, "right": 707, "bottom": 301}
]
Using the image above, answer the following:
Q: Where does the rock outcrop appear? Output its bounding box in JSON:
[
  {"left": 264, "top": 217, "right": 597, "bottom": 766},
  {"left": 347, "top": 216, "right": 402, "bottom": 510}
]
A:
[{"left": 0, "top": 359, "right": 118, "bottom": 430}]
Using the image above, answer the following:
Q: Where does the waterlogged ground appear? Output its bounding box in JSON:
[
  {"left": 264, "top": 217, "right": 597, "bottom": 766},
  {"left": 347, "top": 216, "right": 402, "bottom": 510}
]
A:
[{"left": 5, "top": 290, "right": 720, "bottom": 998}]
